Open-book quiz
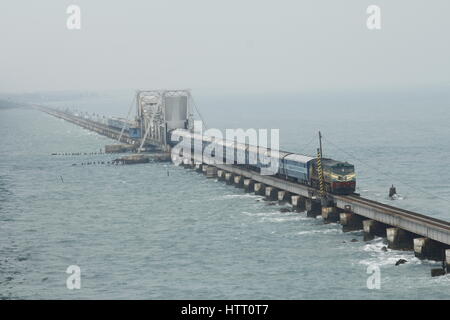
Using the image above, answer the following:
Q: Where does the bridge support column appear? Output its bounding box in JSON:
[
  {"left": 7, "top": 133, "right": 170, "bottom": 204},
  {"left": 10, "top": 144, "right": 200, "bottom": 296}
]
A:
[
  {"left": 265, "top": 187, "right": 279, "bottom": 201},
  {"left": 254, "top": 183, "right": 266, "bottom": 196},
  {"left": 386, "top": 228, "right": 414, "bottom": 250},
  {"left": 206, "top": 166, "right": 217, "bottom": 178},
  {"left": 201, "top": 165, "right": 208, "bottom": 175},
  {"left": 291, "top": 195, "right": 306, "bottom": 212},
  {"left": 306, "top": 199, "right": 321, "bottom": 218},
  {"left": 446, "top": 250, "right": 450, "bottom": 273},
  {"left": 234, "top": 175, "right": 244, "bottom": 188},
  {"left": 414, "top": 238, "right": 447, "bottom": 261},
  {"left": 322, "top": 206, "right": 340, "bottom": 224},
  {"left": 182, "top": 159, "right": 193, "bottom": 169},
  {"left": 217, "top": 170, "right": 225, "bottom": 181},
  {"left": 363, "top": 220, "right": 388, "bottom": 241},
  {"left": 243, "top": 179, "right": 255, "bottom": 192},
  {"left": 277, "top": 191, "right": 291, "bottom": 203},
  {"left": 339, "top": 213, "right": 364, "bottom": 232},
  {"left": 225, "top": 172, "right": 235, "bottom": 185},
  {"left": 195, "top": 163, "right": 203, "bottom": 172}
]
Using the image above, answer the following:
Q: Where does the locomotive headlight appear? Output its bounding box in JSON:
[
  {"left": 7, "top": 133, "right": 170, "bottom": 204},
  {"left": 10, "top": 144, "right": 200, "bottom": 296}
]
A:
[{"left": 344, "top": 173, "right": 356, "bottom": 181}]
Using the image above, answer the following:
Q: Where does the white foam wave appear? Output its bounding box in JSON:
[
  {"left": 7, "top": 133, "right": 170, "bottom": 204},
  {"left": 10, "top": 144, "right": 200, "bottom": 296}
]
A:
[
  {"left": 358, "top": 254, "right": 421, "bottom": 267},
  {"left": 260, "top": 216, "right": 309, "bottom": 223},
  {"left": 243, "top": 211, "right": 297, "bottom": 217},
  {"left": 359, "top": 239, "right": 421, "bottom": 267},
  {"left": 297, "top": 228, "right": 341, "bottom": 236},
  {"left": 211, "top": 194, "right": 260, "bottom": 201}
]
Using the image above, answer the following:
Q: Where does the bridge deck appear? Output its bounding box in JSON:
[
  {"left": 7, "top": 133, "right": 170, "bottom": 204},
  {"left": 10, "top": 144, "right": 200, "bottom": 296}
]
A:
[{"left": 37, "top": 106, "right": 163, "bottom": 147}]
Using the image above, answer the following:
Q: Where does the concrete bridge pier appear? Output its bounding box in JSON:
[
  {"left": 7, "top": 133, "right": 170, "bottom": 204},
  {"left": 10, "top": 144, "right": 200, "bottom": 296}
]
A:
[
  {"left": 363, "top": 220, "right": 388, "bottom": 241},
  {"left": 225, "top": 172, "right": 235, "bottom": 185},
  {"left": 201, "top": 165, "right": 209, "bottom": 175},
  {"left": 182, "top": 159, "right": 193, "bottom": 169},
  {"left": 265, "top": 187, "right": 279, "bottom": 201},
  {"left": 386, "top": 228, "right": 415, "bottom": 250},
  {"left": 217, "top": 170, "right": 225, "bottom": 181},
  {"left": 254, "top": 183, "right": 266, "bottom": 196},
  {"left": 414, "top": 238, "right": 448, "bottom": 261},
  {"left": 243, "top": 179, "right": 255, "bottom": 192},
  {"left": 306, "top": 199, "right": 321, "bottom": 218},
  {"left": 291, "top": 195, "right": 306, "bottom": 212},
  {"left": 339, "top": 213, "right": 364, "bottom": 232},
  {"left": 446, "top": 250, "right": 450, "bottom": 273},
  {"left": 233, "top": 175, "right": 244, "bottom": 188},
  {"left": 321, "top": 206, "right": 340, "bottom": 224},
  {"left": 277, "top": 191, "right": 291, "bottom": 203},
  {"left": 206, "top": 166, "right": 218, "bottom": 178}
]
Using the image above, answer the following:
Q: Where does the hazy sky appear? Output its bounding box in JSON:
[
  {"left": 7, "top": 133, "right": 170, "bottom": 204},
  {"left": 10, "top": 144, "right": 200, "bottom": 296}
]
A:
[{"left": 1, "top": 0, "right": 449, "bottom": 94}]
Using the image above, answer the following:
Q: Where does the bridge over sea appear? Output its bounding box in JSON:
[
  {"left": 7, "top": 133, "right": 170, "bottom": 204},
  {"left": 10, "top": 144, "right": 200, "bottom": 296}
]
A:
[{"left": 34, "top": 89, "right": 450, "bottom": 277}]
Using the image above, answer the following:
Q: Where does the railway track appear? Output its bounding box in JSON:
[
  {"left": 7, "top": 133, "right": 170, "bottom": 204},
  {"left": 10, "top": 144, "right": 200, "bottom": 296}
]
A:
[{"left": 340, "top": 194, "right": 450, "bottom": 231}]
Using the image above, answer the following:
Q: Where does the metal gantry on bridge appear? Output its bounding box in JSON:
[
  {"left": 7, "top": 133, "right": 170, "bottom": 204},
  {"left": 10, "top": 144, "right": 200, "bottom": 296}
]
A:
[{"left": 135, "top": 89, "right": 193, "bottom": 151}]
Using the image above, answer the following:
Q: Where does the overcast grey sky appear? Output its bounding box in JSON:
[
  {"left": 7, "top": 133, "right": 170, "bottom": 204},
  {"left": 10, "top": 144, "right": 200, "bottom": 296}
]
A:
[{"left": 0, "top": 0, "right": 449, "bottom": 94}]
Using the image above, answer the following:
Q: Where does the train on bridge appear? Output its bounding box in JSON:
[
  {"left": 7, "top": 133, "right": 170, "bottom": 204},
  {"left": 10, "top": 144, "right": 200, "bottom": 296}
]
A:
[
  {"left": 106, "top": 117, "right": 142, "bottom": 139},
  {"left": 170, "top": 129, "right": 356, "bottom": 195}
]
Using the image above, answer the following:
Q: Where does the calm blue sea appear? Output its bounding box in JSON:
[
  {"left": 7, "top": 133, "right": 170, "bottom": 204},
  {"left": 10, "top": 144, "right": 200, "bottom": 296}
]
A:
[{"left": 1, "top": 88, "right": 449, "bottom": 299}]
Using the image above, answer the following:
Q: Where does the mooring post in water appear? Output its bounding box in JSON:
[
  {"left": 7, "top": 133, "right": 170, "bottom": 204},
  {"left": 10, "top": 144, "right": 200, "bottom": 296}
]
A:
[{"left": 389, "top": 184, "right": 397, "bottom": 199}]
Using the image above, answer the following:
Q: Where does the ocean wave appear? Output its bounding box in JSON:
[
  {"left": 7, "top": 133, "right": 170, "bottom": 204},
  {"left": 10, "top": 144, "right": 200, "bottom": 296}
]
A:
[
  {"left": 242, "top": 211, "right": 297, "bottom": 217},
  {"left": 260, "top": 216, "right": 309, "bottom": 223},
  {"left": 297, "top": 228, "right": 341, "bottom": 236},
  {"left": 358, "top": 240, "right": 422, "bottom": 267},
  {"left": 358, "top": 255, "right": 421, "bottom": 267},
  {"left": 207, "top": 194, "right": 261, "bottom": 201}
]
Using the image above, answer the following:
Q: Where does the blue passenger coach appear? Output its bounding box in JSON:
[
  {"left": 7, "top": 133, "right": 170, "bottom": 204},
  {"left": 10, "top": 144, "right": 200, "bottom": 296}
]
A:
[{"left": 280, "top": 154, "right": 314, "bottom": 183}]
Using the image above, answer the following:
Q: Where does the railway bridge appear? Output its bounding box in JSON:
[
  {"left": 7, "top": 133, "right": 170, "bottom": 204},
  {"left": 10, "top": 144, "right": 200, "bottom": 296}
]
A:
[{"left": 35, "top": 90, "right": 450, "bottom": 276}]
